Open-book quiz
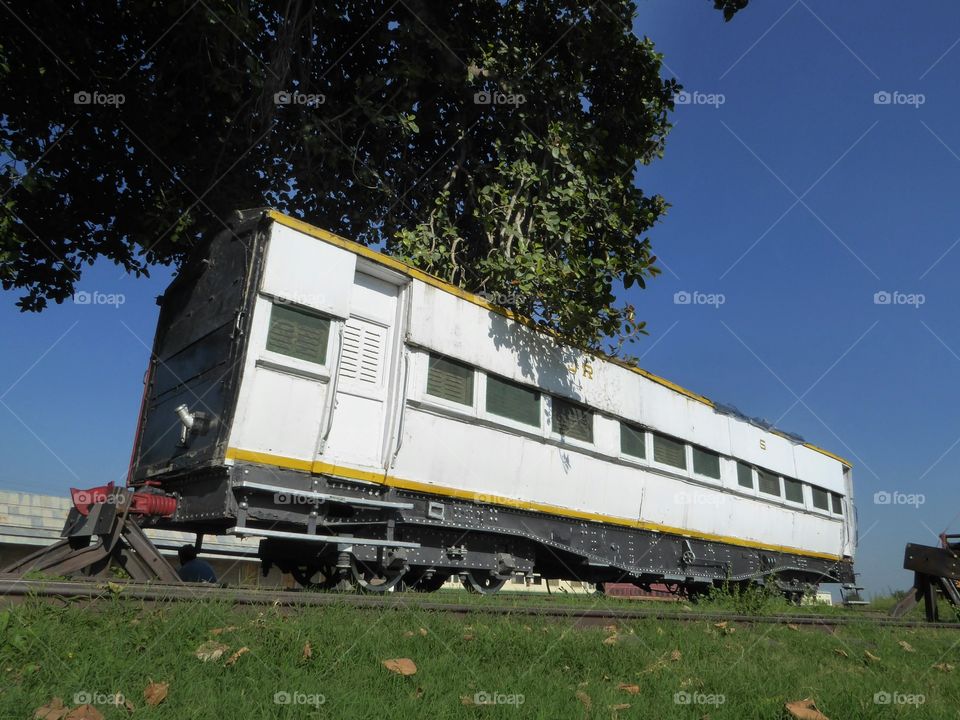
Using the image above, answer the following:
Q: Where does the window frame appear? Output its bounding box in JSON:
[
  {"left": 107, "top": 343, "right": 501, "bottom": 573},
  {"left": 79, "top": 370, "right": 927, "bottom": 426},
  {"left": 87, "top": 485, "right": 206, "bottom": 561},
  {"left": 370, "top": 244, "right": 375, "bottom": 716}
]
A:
[
  {"left": 651, "top": 432, "right": 688, "bottom": 472},
  {"left": 782, "top": 476, "right": 804, "bottom": 506},
  {"left": 482, "top": 373, "right": 543, "bottom": 432},
  {"left": 691, "top": 445, "right": 722, "bottom": 481},
  {"left": 830, "top": 492, "right": 844, "bottom": 516},
  {"left": 810, "top": 485, "right": 831, "bottom": 513},
  {"left": 550, "top": 396, "right": 595, "bottom": 446},
  {"left": 423, "top": 353, "right": 477, "bottom": 410},
  {"left": 757, "top": 468, "right": 782, "bottom": 498},
  {"left": 259, "top": 298, "right": 334, "bottom": 376},
  {"left": 619, "top": 421, "right": 648, "bottom": 463}
]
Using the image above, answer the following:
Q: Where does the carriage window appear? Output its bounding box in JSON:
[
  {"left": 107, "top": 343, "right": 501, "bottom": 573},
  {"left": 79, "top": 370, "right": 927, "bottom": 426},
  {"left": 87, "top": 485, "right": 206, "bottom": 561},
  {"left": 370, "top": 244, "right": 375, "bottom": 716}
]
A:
[
  {"left": 426, "top": 355, "right": 474, "bottom": 406},
  {"left": 811, "top": 486, "right": 830, "bottom": 511},
  {"left": 486, "top": 375, "right": 541, "bottom": 427},
  {"left": 620, "top": 423, "right": 646, "bottom": 459},
  {"left": 784, "top": 477, "right": 803, "bottom": 503},
  {"left": 737, "top": 462, "right": 754, "bottom": 489},
  {"left": 653, "top": 433, "right": 686, "bottom": 470},
  {"left": 552, "top": 398, "right": 593, "bottom": 443},
  {"left": 831, "top": 493, "right": 843, "bottom": 515},
  {"left": 692, "top": 447, "right": 721, "bottom": 479},
  {"left": 758, "top": 470, "right": 780, "bottom": 496},
  {"left": 266, "top": 304, "right": 330, "bottom": 364}
]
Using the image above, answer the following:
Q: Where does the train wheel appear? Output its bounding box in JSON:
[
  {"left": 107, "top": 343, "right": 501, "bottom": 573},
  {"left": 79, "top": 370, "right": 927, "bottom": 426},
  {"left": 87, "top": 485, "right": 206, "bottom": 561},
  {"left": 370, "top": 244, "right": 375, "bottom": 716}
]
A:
[
  {"left": 350, "top": 557, "right": 405, "bottom": 593},
  {"left": 407, "top": 572, "right": 450, "bottom": 593},
  {"left": 291, "top": 566, "right": 345, "bottom": 591},
  {"left": 462, "top": 570, "right": 507, "bottom": 595}
]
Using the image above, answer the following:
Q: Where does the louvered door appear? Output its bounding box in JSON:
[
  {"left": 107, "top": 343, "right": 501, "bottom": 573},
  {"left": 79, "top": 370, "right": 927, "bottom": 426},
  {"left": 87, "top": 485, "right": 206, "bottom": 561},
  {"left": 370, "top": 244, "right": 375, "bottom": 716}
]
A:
[{"left": 320, "top": 271, "right": 400, "bottom": 469}]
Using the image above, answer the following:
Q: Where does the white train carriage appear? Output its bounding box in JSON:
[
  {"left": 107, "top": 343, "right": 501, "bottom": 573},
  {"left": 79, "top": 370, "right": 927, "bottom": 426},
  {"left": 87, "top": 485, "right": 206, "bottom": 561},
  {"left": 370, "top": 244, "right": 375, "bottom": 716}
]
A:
[{"left": 130, "top": 209, "right": 856, "bottom": 595}]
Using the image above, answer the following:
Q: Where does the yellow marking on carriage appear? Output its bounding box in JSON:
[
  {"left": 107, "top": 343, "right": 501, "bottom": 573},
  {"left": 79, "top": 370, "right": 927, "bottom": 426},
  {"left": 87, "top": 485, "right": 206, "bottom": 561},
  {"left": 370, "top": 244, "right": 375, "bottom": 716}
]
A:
[
  {"left": 265, "top": 210, "right": 852, "bottom": 468},
  {"left": 225, "top": 447, "right": 847, "bottom": 563}
]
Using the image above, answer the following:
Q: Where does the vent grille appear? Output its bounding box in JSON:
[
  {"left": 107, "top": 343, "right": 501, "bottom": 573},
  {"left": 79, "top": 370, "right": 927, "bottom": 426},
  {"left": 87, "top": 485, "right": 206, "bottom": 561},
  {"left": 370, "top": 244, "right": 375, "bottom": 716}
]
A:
[{"left": 338, "top": 318, "right": 385, "bottom": 385}]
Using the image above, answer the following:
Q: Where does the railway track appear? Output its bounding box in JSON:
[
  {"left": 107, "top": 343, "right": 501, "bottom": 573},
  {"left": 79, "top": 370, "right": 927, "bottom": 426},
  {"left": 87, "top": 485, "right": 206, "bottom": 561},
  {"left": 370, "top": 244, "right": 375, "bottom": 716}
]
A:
[{"left": 1, "top": 578, "right": 958, "bottom": 630}]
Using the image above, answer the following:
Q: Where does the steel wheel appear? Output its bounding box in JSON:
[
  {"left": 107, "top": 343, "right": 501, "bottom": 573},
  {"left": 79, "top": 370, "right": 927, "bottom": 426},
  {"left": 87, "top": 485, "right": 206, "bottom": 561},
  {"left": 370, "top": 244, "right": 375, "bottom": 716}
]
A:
[
  {"left": 407, "top": 572, "right": 450, "bottom": 593},
  {"left": 462, "top": 570, "right": 507, "bottom": 595},
  {"left": 350, "top": 556, "right": 405, "bottom": 593}
]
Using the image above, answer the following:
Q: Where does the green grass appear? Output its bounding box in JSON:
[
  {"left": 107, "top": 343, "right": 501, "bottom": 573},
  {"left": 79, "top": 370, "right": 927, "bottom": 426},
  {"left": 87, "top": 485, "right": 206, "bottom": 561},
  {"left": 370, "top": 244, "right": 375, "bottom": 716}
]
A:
[{"left": 2, "top": 596, "right": 960, "bottom": 719}]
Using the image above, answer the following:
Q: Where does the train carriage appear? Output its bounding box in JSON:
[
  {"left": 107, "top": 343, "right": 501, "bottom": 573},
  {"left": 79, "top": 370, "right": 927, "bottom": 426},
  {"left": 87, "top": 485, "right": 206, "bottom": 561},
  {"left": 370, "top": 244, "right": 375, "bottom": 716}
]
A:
[{"left": 129, "top": 208, "right": 856, "bottom": 596}]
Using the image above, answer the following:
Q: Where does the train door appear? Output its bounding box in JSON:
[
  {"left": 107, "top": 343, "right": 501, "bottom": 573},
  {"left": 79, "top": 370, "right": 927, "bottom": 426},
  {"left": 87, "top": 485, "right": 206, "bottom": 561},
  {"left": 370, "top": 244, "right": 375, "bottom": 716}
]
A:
[{"left": 318, "top": 268, "right": 406, "bottom": 471}]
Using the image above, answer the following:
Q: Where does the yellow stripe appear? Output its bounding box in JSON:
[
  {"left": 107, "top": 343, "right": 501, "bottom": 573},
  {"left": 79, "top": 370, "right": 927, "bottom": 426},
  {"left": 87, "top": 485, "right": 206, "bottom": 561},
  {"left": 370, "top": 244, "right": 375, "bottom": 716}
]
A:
[
  {"left": 225, "top": 447, "right": 846, "bottom": 562},
  {"left": 265, "top": 210, "right": 851, "bottom": 468}
]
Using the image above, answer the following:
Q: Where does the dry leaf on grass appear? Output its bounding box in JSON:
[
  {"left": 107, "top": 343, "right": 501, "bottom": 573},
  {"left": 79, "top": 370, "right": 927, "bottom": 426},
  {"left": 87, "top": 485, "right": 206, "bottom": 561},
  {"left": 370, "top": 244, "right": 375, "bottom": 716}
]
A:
[
  {"left": 785, "top": 698, "right": 830, "bottom": 720},
  {"left": 64, "top": 706, "right": 104, "bottom": 720},
  {"left": 403, "top": 631, "right": 415, "bottom": 638},
  {"left": 603, "top": 624, "right": 618, "bottom": 633},
  {"left": 864, "top": 650, "right": 881, "bottom": 662},
  {"left": 610, "top": 703, "right": 631, "bottom": 710},
  {"left": 617, "top": 683, "right": 640, "bottom": 695},
  {"left": 898, "top": 640, "right": 915, "bottom": 653},
  {"left": 462, "top": 633, "right": 475, "bottom": 641},
  {"left": 34, "top": 698, "right": 68, "bottom": 720},
  {"left": 460, "top": 696, "right": 475, "bottom": 706},
  {"left": 932, "top": 662, "right": 955, "bottom": 672},
  {"left": 418, "top": 628, "right": 428, "bottom": 636},
  {"left": 143, "top": 681, "right": 169, "bottom": 706},
  {"left": 603, "top": 635, "right": 618, "bottom": 646},
  {"left": 225, "top": 647, "right": 250, "bottom": 667},
  {"left": 302, "top": 642, "right": 312, "bottom": 659},
  {"left": 210, "top": 626, "right": 238, "bottom": 636},
  {"left": 833, "top": 648, "right": 849, "bottom": 658},
  {"left": 670, "top": 649, "right": 682, "bottom": 661},
  {"left": 787, "top": 624, "right": 800, "bottom": 631},
  {"left": 382, "top": 658, "right": 418, "bottom": 676},
  {"left": 195, "top": 640, "right": 229, "bottom": 662},
  {"left": 714, "top": 621, "right": 728, "bottom": 629},
  {"left": 575, "top": 690, "right": 592, "bottom": 710}
]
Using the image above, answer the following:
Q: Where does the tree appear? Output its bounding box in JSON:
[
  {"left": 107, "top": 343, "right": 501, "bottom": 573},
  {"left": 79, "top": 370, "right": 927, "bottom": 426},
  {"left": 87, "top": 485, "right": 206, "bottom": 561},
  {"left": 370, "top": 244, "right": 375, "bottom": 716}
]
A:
[{"left": 0, "top": 0, "right": 745, "bottom": 353}]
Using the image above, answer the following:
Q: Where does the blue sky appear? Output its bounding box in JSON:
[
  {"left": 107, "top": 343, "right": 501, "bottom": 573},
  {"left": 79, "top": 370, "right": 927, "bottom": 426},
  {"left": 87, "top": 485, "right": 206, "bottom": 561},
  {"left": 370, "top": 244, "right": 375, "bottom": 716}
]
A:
[{"left": 2, "top": 0, "right": 959, "bottom": 597}]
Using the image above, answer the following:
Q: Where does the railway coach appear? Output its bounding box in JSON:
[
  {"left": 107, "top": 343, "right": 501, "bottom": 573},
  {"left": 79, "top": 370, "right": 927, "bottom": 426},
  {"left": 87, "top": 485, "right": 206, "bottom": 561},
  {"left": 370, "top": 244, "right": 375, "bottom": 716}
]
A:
[{"left": 128, "top": 208, "right": 857, "bottom": 596}]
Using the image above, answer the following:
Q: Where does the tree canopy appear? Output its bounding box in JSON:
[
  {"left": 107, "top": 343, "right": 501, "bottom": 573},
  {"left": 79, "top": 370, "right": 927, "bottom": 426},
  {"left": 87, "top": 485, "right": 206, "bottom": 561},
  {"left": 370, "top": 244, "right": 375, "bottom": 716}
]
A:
[{"left": 0, "top": 0, "right": 744, "bottom": 353}]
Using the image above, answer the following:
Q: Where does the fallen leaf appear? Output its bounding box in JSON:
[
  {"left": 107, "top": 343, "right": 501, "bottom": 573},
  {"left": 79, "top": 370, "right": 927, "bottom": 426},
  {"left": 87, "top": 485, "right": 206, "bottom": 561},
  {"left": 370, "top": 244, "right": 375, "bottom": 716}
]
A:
[
  {"left": 460, "top": 696, "right": 475, "bottom": 706},
  {"left": 617, "top": 683, "right": 640, "bottom": 695},
  {"left": 523, "top": 625, "right": 532, "bottom": 632},
  {"left": 603, "top": 624, "right": 618, "bottom": 633},
  {"left": 403, "top": 631, "right": 415, "bottom": 638},
  {"left": 462, "top": 633, "right": 475, "bottom": 641},
  {"left": 302, "top": 641, "right": 312, "bottom": 659},
  {"left": 714, "top": 621, "right": 728, "bottom": 629},
  {"left": 670, "top": 649, "right": 682, "bottom": 662},
  {"left": 576, "top": 690, "right": 592, "bottom": 709},
  {"left": 933, "top": 662, "right": 955, "bottom": 672},
  {"left": 122, "top": 699, "right": 135, "bottom": 714},
  {"left": 210, "top": 626, "right": 238, "bottom": 636},
  {"left": 143, "top": 681, "right": 169, "bottom": 706},
  {"left": 225, "top": 647, "right": 250, "bottom": 666},
  {"left": 382, "top": 658, "right": 417, "bottom": 676},
  {"left": 34, "top": 698, "right": 67, "bottom": 720},
  {"left": 610, "top": 704, "right": 631, "bottom": 711},
  {"left": 603, "top": 635, "right": 618, "bottom": 646},
  {"left": 787, "top": 623, "right": 800, "bottom": 631},
  {"left": 418, "top": 628, "right": 428, "bottom": 636},
  {"left": 864, "top": 650, "right": 880, "bottom": 662},
  {"left": 898, "top": 640, "right": 915, "bottom": 653},
  {"left": 785, "top": 698, "right": 829, "bottom": 720},
  {"left": 64, "top": 706, "right": 104, "bottom": 720},
  {"left": 833, "top": 648, "right": 848, "bottom": 658},
  {"left": 195, "top": 640, "right": 229, "bottom": 662}
]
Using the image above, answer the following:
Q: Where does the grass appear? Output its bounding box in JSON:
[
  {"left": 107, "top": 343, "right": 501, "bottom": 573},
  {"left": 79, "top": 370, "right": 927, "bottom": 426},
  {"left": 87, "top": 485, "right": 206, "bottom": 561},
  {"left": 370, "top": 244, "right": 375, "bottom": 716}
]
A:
[{"left": 2, "top": 594, "right": 960, "bottom": 719}]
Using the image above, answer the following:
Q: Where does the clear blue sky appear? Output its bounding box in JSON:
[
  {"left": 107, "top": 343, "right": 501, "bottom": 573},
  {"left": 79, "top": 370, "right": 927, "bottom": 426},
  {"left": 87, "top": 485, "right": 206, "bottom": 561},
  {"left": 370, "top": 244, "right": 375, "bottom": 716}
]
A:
[{"left": 2, "top": 0, "right": 958, "bottom": 597}]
